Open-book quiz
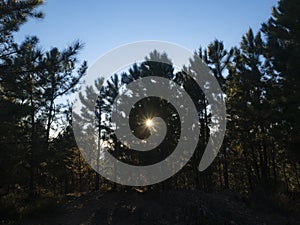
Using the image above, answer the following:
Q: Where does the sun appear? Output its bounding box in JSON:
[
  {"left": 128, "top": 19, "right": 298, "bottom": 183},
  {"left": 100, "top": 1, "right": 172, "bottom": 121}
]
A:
[{"left": 145, "top": 118, "right": 154, "bottom": 128}]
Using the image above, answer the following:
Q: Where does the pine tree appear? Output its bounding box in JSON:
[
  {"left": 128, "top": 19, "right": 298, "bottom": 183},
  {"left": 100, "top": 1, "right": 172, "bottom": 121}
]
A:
[
  {"left": 0, "top": 0, "right": 44, "bottom": 196},
  {"left": 225, "top": 29, "right": 269, "bottom": 192},
  {"left": 0, "top": 0, "right": 86, "bottom": 197},
  {"left": 261, "top": 0, "right": 300, "bottom": 161}
]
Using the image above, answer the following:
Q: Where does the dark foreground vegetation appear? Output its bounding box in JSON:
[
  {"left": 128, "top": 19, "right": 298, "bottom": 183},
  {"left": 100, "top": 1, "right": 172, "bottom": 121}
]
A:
[
  {"left": 16, "top": 190, "right": 300, "bottom": 225},
  {"left": 0, "top": 0, "right": 299, "bottom": 224}
]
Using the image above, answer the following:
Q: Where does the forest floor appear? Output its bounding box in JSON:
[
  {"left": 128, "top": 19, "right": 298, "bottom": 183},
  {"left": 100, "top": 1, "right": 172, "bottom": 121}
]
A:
[{"left": 17, "top": 189, "right": 300, "bottom": 225}]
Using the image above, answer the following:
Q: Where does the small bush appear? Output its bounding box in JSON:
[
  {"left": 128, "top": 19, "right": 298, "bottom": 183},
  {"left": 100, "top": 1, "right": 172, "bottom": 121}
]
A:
[{"left": 0, "top": 191, "right": 60, "bottom": 224}]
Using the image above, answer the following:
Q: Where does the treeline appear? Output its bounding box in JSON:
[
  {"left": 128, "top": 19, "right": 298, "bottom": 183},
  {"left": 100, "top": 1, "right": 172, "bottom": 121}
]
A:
[{"left": 0, "top": 0, "right": 299, "bottom": 213}]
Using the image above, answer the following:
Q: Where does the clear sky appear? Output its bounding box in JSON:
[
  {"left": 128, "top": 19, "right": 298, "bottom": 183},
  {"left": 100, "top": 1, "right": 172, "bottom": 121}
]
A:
[{"left": 15, "top": 0, "right": 278, "bottom": 68}]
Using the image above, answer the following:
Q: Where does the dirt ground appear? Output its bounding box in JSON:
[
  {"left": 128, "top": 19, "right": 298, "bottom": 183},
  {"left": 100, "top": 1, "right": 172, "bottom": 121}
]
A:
[{"left": 20, "top": 190, "right": 300, "bottom": 225}]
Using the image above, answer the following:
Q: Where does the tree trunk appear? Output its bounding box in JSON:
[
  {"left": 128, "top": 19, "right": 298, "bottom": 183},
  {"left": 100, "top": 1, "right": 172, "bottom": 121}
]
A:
[{"left": 223, "top": 143, "right": 229, "bottom": 189}]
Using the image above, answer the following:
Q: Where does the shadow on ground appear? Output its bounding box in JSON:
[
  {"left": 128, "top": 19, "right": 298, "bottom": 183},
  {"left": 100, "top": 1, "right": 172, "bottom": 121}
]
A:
[{"left": 18, "top": 190, "right": 300, "bottom": 225}]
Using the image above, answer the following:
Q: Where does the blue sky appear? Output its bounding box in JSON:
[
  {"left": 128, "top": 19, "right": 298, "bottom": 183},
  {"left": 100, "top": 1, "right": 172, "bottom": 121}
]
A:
[{"left": 15, "top": 0, "right": 278, "bottom": 67}]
